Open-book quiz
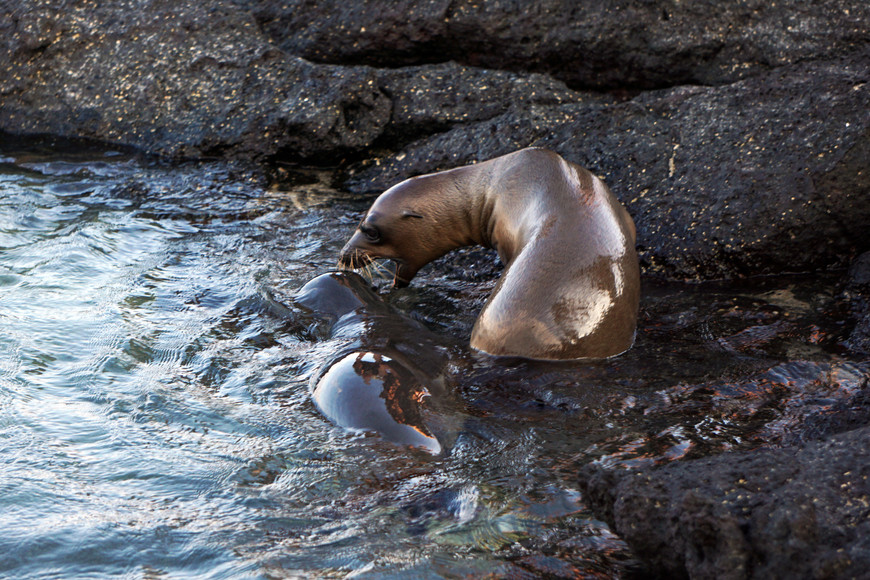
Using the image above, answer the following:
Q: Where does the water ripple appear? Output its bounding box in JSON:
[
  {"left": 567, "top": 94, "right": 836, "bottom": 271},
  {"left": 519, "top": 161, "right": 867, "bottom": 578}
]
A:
[{"left": 0, "top": 144, "right": 860, "bottom": 579}]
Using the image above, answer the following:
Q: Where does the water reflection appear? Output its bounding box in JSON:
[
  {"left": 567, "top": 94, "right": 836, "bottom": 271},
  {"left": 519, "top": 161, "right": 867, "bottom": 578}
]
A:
[
  {"left": 314, "top": 352, "right": 442, "bottom": 453},
  {"left": 296, "top": 271, "right": 455, "bottom": 455},
  {"left": 0, "top": 140, "right": 864, "bottom": 579}
]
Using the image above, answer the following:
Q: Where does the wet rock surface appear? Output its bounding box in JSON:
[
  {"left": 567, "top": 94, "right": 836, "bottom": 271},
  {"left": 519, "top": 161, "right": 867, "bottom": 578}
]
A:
[
  {"left": 0, "top": 0, "right": 391, "bottom": 160},
  {"left": 843, "top": 251, "right": 870, "bottom": 355},
  {"left": 4, "top": 0, "right": 868, "bottom": 279},
  {"left": 3, "top": 2, "right": 870, "bottom": 578},
  {"left": 571, "top": 269, "right": 870, "bottom": 579},
  {"left": 252, "top": 0, "right": 869, "bottom": 90},
  {"left": 579, "top": 417, "right": 870, "bottom": 580}
]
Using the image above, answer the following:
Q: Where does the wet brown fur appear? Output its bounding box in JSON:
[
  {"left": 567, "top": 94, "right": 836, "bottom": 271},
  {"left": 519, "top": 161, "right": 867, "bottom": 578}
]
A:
[{"left": 339, "top": 148, "right": 640, "bottom": 360}]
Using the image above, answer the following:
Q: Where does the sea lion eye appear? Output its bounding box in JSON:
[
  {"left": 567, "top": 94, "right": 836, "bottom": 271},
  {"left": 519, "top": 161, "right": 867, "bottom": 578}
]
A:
[{"left": 360, "top": 224, "right": 381, "bottom": 243}]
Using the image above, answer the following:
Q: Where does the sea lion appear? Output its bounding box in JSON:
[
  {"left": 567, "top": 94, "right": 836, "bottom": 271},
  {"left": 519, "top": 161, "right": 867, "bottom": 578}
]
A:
[{"left": 338, "top": 147, "right": 640, "bottom": 360}]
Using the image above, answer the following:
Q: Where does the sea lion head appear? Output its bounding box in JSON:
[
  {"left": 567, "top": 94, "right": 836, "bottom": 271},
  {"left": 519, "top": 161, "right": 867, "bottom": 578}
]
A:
[{"left": 339, "top": 177, "right": 461, "bottom": 287}]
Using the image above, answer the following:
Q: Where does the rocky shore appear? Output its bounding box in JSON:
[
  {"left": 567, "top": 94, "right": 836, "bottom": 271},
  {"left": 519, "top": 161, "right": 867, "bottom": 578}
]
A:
[
  {"left": 3, "top": 0, "right": 868, "bottom": 279},
  {"left": 3, "top": 1, "right": 869, "bottom": 577}
]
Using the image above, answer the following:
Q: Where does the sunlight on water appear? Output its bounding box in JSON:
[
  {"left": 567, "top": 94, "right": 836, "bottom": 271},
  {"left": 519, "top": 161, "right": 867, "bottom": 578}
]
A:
[
  {"left": 0, "top": 150, "right": 304, "bottom": 578},
  {"left": 2, "top": 146, "right": 611, "bottom": 579},
  {"left": 0, "top": 142, "right": 860, "bottom": 579}
]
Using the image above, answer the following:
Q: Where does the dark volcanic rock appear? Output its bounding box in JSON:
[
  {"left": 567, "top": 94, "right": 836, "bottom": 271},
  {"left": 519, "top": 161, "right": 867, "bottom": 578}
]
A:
[
  {"left": 848, "top": 252, "right": 870, "bottom": 290},
  {"left": 374, "top": 62, "right": 599, "bottom": 146},
  {"left": 346, "top": 53, "right": 870, "bottom": 279},
  {"left": 843, "top": 251, "right": 870, "bottom": 355},
  {"left": 579, "top": 423, "right": 870, "bottom": 579},
  {"left": 253, "top": 0, "right": 870, "bottom": 90},
  {"left": 1, "top": 0, "right": 868, "bottom": 283},
  {"left": 790, "top": 379, "right": 870, "bottom": 445},
  {"left": 0, "top": 0, "right": 390, "bottom": 160}
]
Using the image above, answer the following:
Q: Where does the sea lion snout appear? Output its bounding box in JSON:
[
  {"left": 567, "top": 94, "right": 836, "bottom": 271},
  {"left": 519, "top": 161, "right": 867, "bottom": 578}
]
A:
[
  {"left": 336, "top": 244, "right": 359, "bottom": 269},
  {"left": 339, "top": 235, "right": 416, "bottom": 288},
  {"left": 338, "top": 231, "right": 375, "bottom": 269}
]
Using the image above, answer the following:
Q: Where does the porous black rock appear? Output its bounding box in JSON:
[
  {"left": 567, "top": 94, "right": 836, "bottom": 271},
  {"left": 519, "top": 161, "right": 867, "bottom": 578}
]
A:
[
  {"left": 579, "top": 423, "right": 870, "bottom": 579},
  {"left": 346, "top": 52, "right": 870, "bottom": 280},
  {"left": 252, "top": 0, "right": 870, "bottom": 90},
  {"left": 0, "top": 0, "right": 391, "bottom": 160},
  {"left": 373, "top": 62, "right": 597, "bottom": 147},
  {"left": 843, "top": 251, "right": 870, "bottom": 355}
]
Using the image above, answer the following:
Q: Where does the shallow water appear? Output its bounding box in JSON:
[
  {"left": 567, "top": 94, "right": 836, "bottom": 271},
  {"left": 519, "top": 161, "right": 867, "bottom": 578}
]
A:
[{"left": 0, "top": 139, "right": 864, "bottom": 579}]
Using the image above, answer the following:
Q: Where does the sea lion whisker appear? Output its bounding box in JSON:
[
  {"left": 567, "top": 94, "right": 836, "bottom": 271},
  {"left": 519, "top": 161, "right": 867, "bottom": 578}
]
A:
[
  {"left": 362, "top": 262, "right": 377, "bottom": 283},
  {"left": 344, "top": 249, "right": 363, "bottom": 272},
  {"left": 369, "top": 258, "right": 393, "bottom": 279},
  {"left": 357, "top": 250, "right": 372, "bottom": 270}
]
